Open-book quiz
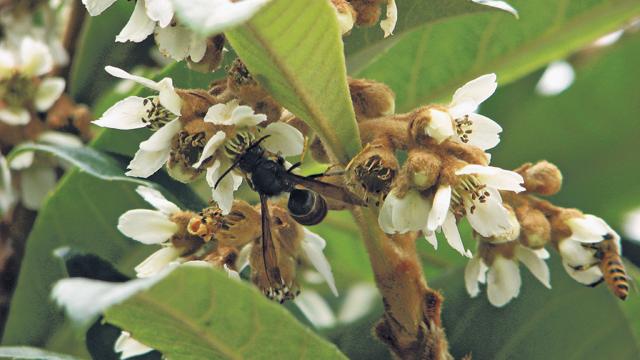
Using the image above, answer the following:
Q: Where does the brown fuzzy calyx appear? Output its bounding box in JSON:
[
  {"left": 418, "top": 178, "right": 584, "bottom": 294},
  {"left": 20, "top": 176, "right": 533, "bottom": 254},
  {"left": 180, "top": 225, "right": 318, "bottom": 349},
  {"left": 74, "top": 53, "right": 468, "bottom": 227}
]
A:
[
  {"left": 349, "top": 77, "right": 396, "bottom": 121},
  {"left": 516, "top": 161, "right": 563, "bottom": 196}
]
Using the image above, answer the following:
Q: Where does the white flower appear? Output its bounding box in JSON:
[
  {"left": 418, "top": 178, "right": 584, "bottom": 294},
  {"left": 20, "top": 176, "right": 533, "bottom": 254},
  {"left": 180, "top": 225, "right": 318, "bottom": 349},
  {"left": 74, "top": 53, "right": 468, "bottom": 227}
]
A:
[
  {"left": 202, "top": 100, "right": 304, "bottom": 214},
  {"left": 293, "top": 290, "right": 337, "bottom": 329},
  {"left": 558, "top": 214, "right": 618, "bottom": 285},
  {"left": 465, "top": 245, "right": 550, "bottom": 307},
  {"left": 378, "top": 188, "right": 431, "bottom": 234},
  {"left": 114, "top": 332, "right": 154, "bottom": 359},
  {"left": 424, "top": 74, "right": 502, "bottom": 150},
  {"left": 93, "top": 66, "right": 183, "bottom": 178},
  {"left": 155, "top": 24, "right": 208, "bottom": 62},
  {"left": 0, "top": 38, "right": 64, "bottom": 126},
  {"left": 118, "top": 186, "right": 185, "bottom": 278},
  {"left": 429, "top": 165, "right": 524, "bottom": 239},
  {"left": 170, "top": 0, "right": 270, "bottom": 37},
  {"left": 301, "top": 228, "right": 338, "bottom": 296},
  {"left": 380, "top": 0, "right": 397, "bottom": 38},
  {"left": 9, "top": 131, "right": 82, "bottom": 210}
]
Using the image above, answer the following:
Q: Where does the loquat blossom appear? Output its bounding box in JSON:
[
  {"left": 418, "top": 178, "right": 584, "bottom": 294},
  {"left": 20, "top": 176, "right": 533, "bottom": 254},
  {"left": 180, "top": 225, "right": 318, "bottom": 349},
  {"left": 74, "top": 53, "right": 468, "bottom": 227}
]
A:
[
  {"left": 423, "top": 74, "right": 503, "bottom": 150},
  {"left": 465, "top": 243, "right": 551, "bottom": 307},
  {"left": 0, "top": 37, "right": 65, "bottom": 126}
]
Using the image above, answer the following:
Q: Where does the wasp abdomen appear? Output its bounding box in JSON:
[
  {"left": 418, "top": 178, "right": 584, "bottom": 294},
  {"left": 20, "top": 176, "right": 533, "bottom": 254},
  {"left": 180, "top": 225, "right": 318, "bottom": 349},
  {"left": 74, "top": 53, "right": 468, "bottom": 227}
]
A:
[
  {"left": 287, "top": 189, "right": 328, "bottom": 226},
  {"left": 600, "top": 255, "right": 629, "bottom": 301}
]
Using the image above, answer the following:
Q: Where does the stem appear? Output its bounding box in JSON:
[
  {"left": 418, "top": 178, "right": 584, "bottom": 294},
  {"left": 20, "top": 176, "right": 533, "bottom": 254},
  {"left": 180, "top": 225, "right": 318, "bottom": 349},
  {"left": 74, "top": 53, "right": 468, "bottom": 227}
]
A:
[{"left": 56, "top": 0, "right": 86, "bottom": 80}]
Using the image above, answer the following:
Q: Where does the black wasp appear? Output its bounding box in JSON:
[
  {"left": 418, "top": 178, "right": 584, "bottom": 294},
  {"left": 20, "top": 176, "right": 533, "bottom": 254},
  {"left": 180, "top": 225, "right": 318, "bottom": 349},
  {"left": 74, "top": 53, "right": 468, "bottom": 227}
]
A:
[{"left": 215, "top": 135, "right": 365, "bottom": 300}]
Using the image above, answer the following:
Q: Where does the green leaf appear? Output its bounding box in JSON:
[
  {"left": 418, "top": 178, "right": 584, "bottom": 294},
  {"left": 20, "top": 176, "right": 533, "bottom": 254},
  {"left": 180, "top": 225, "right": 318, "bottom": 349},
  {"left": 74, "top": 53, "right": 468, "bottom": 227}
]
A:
[
  {"left": 0, "top": 346, "right": 78, "bottom": 360},
  {"left": 353, "top": 0, "right": 640, "bottom": 111},
  {"left": 68, "top": 1, "right": 152, "bottom": 105},
  {"left": 224, "top": 0, "right": 360, "bottom": 163},
  {"left": 345, "top": 0, "right": 517, "bottom": 74},
  {"left": 8, "top": 143, "right": 148, "bottom": 186},
  {"left": 103, "top": 266, "right": 347, "bottom": 359}
]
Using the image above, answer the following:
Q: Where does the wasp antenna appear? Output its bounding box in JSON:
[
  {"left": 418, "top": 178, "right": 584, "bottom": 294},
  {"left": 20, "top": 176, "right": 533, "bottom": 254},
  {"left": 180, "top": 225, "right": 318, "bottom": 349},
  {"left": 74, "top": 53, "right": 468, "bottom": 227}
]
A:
[
  {"left": 249, "top": 134, "right": 271, "bottom": 149},
  {"left": 214, "top": 157, "right": 243, "bottom": 189}
]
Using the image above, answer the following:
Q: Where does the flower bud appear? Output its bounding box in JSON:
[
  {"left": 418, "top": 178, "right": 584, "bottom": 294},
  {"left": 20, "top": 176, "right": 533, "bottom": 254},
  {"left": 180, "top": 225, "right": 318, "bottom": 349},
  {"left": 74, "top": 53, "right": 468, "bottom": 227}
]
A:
[
  {"left": 482, "top": 205, "right": 521, "bottom": 244},
  {"left": 515, "top": 205, "right": 551, "bottom": 249},
  {"left": 402, "top": 148, "right": 441, "bottom": 190},
  {"left": 349, "top": 77, "right": 396, "bottom": 120},
  {"left": 226, "top": 59, "right": 282, "bottom": 122},
  {"left": 331, "top": 0, "right": 357, "bottom": 35},
  {"left": 350, "top": 0, "right": 384, "bottom": 26},
  {"left": 187, "top": 35, "right": 226, "bottom": 73},
  {"left": 408, "top": 106, "right": 454, "bottom": 145},
  {"left": 347, "top": 140, "right": 398, "bottom": 197},
  {"left": 517, "top": 161, "right": 563, "bottom": 195}
]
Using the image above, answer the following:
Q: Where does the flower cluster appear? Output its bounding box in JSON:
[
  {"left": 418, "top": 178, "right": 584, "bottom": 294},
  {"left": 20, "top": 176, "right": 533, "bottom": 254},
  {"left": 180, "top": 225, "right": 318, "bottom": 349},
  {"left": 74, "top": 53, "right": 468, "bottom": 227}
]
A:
[
  {"left": 0, "top": 37, "right": 91, "bottom": 211},
  {"left": 343, "top": 74, "right": 627, "bottom": 307}
]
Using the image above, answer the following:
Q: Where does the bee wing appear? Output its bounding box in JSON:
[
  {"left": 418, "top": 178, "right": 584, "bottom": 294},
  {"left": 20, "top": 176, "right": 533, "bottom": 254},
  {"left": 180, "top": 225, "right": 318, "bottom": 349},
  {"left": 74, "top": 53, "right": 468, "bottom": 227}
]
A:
[
  {"left": 285, "top": 173, "right": 366, "bottom": 206},
  {"left": 260, "top": 193, "right": 282, "bottom": 287}
]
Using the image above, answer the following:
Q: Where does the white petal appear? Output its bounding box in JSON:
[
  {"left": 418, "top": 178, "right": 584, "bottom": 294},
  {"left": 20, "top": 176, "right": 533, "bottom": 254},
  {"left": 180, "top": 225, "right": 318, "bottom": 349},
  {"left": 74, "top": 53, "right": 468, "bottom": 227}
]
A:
[
  {"left": 333, "top": 2, "right": 355, "bottom": 35},
  {"left": 425, "top": 109, "right": 454, "bottom": 143},
  {"left": 535, "top": 60, "right": 575, "bottom": 96},
  {"left": 93, "top": 97, "right": 148, "bottom": 129},
  {"left": 170, "top": 0, "right": 269, "bottom": 36},
  {"left": 155, "top": 25, "right": 191, "bottom": 61},
  {"left": 380, "top": 0, "right": 397, "bottom": 38},
  {"left": 0, "top": 108, "right": 30, "bottom": 125},
  {"left": 224, "top": 264, "right": 241, "bottom": 281},
  {"left": 37, "top": 131, "right": 83, "bottom": 148},
  {"left": 126, "top": 147, "right": 170, "bottom": 178},
  {"left": 378, "top": 194, "right": 395, "bottom": 234},
  {"left": 472, "top": 1, "right": 519, "bottom": 18},
  {"left": 487, "top": 256, "right": 521, "bottom": 307},
  {"left": 82, "top": 0, "right": 118, "bottom": 16},
  {"left": 0, "top": 155, "right": 15, "bottom": 215},
  {"left": 427, "top": 185, "right": 451, "bottom": 231},
  {"left": 442, "top": 211, "right": 470, "bottom": 257},
  {"left": 116, "top": 0, "right": 156, "bottom": 43},
  {"left": 302, "top": 228, "right": 338, "bottom": 296},
  {"left": 206, "top": 159, "right": 241, "bottom": 214},
  {"left": 118, "top": 209, "right": 178, "bottom": 244},
  {"left": 193, "top": 131, "right": 226, "bottom": 168},
  {"left": 464, "top": 113, "right": 502, "bottom": 150},
  {"left": 114, "top": 332, "right": 154, "bottom": 359},
  {"left": 456, "top": 165, "right": 524, "bottom": 192},
  {"left": 52, "top": 272, "right": 169, "bottom": 323},
  {"left": 623, "top": 208, "right": 640, "bottom": 242},
  {"left": 562, "top": 261, "right": 603, "bottom": 286},
  {"left": 567, "top": 215, "right": 610, "bottom": 243},
  {"left": 156, "top": 78, "right": 182, "bottom": 115},
  {"left": 20, "top": 37, "right": 53, "bottom": 76},
  {"left": 229, "top": 104, "right": 267, "bottom": 127},
  {"left": 558, "top": 239, "right": 597, "bottom": 269},
  {"left": 135, "top": 247, "right": 182, "bottom": 277},
  {"left": 464, "top": 256, "right": 483, "bottom": 297},
  {"left": 139, "top": 118, "right": 181, "bottom": 151},
  {"left": 261, "top": 122, "right": 304, "bottom": 156},
  {"left": 204, "top": 102, "right": 233, "bottom": 124},
  {"left": 0, "top": 48, "right": 16, "bottom": 78},
  {"left": 465, "top": 190, "right": 513, "bottom": 237},
  {"left": 534, "top": 248, "right": 550, "bottom": 259},
  {"left": 145, "top": 0, "right": 174, "bottom": 28},
  {"left": 105, "top": 66, "right": 160, "bottom": 92},
  {"left": 294, "top": 290, "right": 337, "bottom": 328},
  {"left": 34, "top": 77, "right": 65, "bottom": 111},
  {"left": 236, "top": 243, "right": 252, "bottom": 272},
  {"left": 336, "top": 283, "right": 378, "bottom": 324},
  {"left": 9, "top": 151, "right": 35, "bottom": 170},
  {"left": 449, "top": 73, "right": 497, "bottom": 117},
  {"left": 20, "top": 165, "right": 57, "bottom": 210},
  {"left": 516, "top": 246, "right": 551, "bottom": 289},
  {"left": 391, "top": 189, "right": 430, "bottom": 233},
  {"left": 135, "top": 186, "right": 180, "bottom": 214},
  {"left": 423, "top": 230, "right": 438, "bottom": 250},
  {"left": 189, "top": 35, "right": 208, "bottom": 63}
]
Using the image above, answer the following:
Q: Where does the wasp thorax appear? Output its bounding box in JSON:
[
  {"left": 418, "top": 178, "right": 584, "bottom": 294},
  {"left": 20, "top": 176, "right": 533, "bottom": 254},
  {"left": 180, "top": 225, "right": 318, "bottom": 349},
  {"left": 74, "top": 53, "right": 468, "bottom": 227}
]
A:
[
  {"left": 518, "top": 161, "right": 563, "bottom": 196},
  {"left": 349, "top": 77, "right": 396, "bottom": 120},
  {"left": 141, "top": 97, "right": 174, "bottom": 130},
  {"left": 515, "top": 205, "right": 551, "bottom": 249},
  {"left": 349, "top": 141, "right": 398, "bottom": 197}
]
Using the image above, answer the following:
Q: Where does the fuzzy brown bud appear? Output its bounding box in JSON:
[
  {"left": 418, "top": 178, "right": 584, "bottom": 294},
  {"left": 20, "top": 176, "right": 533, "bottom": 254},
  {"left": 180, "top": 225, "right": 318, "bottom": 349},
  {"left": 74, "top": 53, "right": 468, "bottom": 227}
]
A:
[
  {"left": 226, "top": 59, "right": 282, "bottom": 122},
  {"left": 349, "top": 77, "right": 396, "bottom": 121},
  {"left": 516, "top": 161, "right": 563, "bottom": 195},
  {"left": 515, "top": 205, "right": 551, "bottom": 249},
  {"left": 402, "top": 148, "right": 441, "bottom": 190},
  {"left": 549, "top": 208, "right": 584, "bottom": 245},
  {"left": 331, "top": 0, "right": 357, "bottom": 35},
  {"left": 350, "top": 0, "right": 384, "bottom": 26},
  {"left": 347, "top": 139, "right": 398, "bottom": 197},
  {"left": 187, "top": 35, "right": 226, "bottom": 73}
]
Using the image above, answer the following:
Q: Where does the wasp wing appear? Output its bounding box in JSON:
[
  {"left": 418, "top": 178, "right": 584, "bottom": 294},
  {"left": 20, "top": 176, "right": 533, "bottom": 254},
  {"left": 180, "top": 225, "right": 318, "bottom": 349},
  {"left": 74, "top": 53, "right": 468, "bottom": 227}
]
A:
[
  {"left": 285, "top": 173, "right": 366, "bottom": 206},
  {"left": 259, "top": 193, "right": 282, "bottom": 288}
]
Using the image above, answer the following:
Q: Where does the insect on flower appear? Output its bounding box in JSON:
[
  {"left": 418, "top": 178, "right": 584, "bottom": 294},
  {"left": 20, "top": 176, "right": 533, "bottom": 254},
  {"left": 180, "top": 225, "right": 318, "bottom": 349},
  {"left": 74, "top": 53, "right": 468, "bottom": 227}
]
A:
[{"left": 213, "top": 135, "right": 365, "bottom": 301}]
